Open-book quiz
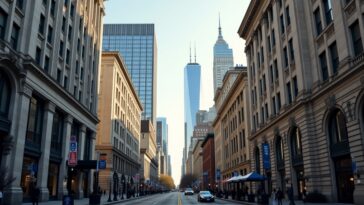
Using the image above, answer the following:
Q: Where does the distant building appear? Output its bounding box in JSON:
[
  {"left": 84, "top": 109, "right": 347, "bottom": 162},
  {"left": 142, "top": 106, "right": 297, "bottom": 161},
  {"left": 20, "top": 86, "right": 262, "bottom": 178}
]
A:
[
  {"left": 213, "top": 16, "right": 234, "bottom": 94},
  {"left": 182, "top": 51, "right": 201, "bottom": 176},
  {"left": 0, "top": 1, "right": 104, "bottom": 204},
  {"left": 201, "top": 134, "right": 215, "bottom": 190},
  {"left": 96, "top": 52, "right": 143, "bottom": 193},
  {"left": 140, "top": 120, "right": 158, "bottom": 187},
  {"left": 103, "top": 24, "right": 157, "bottom": 125},
  {"left": 239, "top": 1, "right": 364, "bottom": 203},
  {"left": 213, "top": 66, "right": 250, "bottom": 190}
]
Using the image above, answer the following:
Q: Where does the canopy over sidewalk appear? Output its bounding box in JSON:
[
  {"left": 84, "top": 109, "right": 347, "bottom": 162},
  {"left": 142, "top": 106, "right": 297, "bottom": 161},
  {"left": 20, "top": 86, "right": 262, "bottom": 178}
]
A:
[{"left": 228, "top": 171, "right": 266, "bottom": 183}]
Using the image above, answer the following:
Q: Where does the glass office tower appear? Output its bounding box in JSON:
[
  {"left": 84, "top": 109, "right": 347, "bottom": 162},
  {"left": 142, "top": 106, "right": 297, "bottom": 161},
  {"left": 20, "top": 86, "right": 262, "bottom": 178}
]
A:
[
  {"left": 103, "top": 24, "right": 157, "bottom": 124},
  {"left": 183, "top": 60, "right": 201, "bottom": 175}
]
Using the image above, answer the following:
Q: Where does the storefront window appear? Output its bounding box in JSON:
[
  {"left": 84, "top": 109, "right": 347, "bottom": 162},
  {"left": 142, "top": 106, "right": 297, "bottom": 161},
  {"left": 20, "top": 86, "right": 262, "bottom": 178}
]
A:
[
  {"left": 21, "top": 156, "right": 39, "bottom": 200},
  {"left": 255, "top": 147, "right": 261, "bottom": 174},
  {"left": 0, "top": 71, "right": 11, "bottom": 118},
  {"left": 51, "top": 111, "right": 64, "bottom": 156},
  {"left": 47, "top": 163, "right": 59, "bottom": 199},
  {"left": 26, "top": 97, "right": 44, "bottom": 150}
]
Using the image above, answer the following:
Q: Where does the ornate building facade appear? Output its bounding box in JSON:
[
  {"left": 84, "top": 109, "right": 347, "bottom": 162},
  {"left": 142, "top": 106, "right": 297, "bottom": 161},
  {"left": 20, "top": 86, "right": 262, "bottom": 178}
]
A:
[
  {"left": 0, "top": 0, "right": 104, "bottom": 204},
  {"left": 239, "top": 0, "right": 364, "bottom": 203}
]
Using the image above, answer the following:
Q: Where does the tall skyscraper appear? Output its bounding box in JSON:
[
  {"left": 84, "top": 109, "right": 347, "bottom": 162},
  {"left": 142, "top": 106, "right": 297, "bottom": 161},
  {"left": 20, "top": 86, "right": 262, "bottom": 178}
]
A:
[
  {"left": 103, "top": 24, "right": 157, "bottom": 124},
  {"left": 182, "top": 49, "right": 201, "bottom": 175},
  {"left": 157, "top": 117, "right": 168, "bottom": 155},
  {"left": 213, "top": 16, "right": 234, "bottom": 94}
]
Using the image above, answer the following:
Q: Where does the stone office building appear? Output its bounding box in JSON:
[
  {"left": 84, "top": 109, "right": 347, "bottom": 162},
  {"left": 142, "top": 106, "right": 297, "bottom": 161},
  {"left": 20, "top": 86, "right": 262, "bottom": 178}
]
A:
[
  {"left": 0, "top": 0, "right": 104, "bottom": 204},
  {"left": 96, "top": 52, "right": 142, "bottom": 192},
  {"left": 239, "top": 0, "right": 364, "bottom": 204},
  {"left": 213, "top": 67, "right": 250, "bottom": 189}
]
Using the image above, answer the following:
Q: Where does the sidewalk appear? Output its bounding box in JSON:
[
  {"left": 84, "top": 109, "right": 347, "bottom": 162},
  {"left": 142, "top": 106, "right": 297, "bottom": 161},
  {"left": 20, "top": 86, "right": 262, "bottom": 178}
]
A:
[
  {"left": 219, "top": 197, "right": 353, "bottom": 205},
  {"left": 22, "top": 194, "right": 147, "bottom": 205}
]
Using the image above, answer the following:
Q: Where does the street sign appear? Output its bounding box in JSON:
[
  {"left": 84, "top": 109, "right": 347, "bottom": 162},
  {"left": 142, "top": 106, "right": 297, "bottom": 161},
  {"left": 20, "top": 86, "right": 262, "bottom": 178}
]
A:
[
  {"left": 262, "top": 143, "right": 271, "bottom": 170},
  {"left": 68, "top": 151, "right": 77, "bottom": 167},
  {"left": 99, "top": 160, "right": 106, "bottom": 169},
  {"left": 70, "top": 142, "right": 77, "bottom": 152}
]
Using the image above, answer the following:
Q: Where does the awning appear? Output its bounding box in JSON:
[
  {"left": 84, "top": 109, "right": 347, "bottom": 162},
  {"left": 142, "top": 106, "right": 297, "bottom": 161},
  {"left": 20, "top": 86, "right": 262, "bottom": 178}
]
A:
[
  {"left": 226, "top": 175, "right": 243, "bottom": 183},
  {"left": 236, "top": 171, "right": 267, "bottom": 182}
]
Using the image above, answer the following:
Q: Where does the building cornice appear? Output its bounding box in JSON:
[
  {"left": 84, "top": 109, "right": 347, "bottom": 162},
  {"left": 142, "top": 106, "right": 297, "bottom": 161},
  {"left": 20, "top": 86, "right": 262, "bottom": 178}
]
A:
[{"left": 238, "top": 0, "right": 262, "bottom": 40}]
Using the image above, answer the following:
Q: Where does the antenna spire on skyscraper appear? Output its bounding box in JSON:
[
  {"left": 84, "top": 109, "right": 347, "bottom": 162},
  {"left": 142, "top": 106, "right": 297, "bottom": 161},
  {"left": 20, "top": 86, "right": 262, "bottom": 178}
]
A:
[
  {"left": 189, "top": 42, "right": 192, "bottom": 63},
  {"left": 219, "top": 12, "right": 222, "bottom": 37},
  {"left": 194, "top": 42, "right": 197, "bottom": 63}
]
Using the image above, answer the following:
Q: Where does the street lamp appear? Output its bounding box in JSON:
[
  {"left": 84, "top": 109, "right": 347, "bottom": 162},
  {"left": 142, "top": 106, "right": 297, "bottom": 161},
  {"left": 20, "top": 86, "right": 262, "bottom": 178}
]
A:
[
  {"left": 121, "top": 174, "right": 125, "bottom": 199},
  {"left": 113, "top": 172, "right": 118, "bottom": 201}
]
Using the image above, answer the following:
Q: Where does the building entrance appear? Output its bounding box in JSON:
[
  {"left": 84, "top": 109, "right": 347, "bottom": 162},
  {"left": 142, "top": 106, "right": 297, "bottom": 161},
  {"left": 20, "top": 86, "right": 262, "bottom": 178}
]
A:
[
  {"left": 334, "top": 155, "right": 354, "bottom": 203},
  {"left": 294, "top": 166, "right": 305, "bottom": 200}
]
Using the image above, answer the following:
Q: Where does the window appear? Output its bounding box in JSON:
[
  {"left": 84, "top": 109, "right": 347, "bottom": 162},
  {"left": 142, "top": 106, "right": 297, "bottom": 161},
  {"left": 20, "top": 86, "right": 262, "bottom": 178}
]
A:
[
  {"left": 291, "top": 127, "right": 303, "bottom": 160},
  {"left": 274, "top": 59, "right": 279, "bottom": 80},
  {"left": 44, "top": 56, "right": 50, "bottom": 72},
  {"left": 329, "top": 42, "right": 339, "bottom": 74},
  {"left": 289, "top": 39, "right": 294, "bottom": 62},
  {"left": 350, "top": 21, "right": 363, "bottom": 56},
  {"left": 66, "top": 49, "right": 70, "bottom": 64},
  {"left": 56, "top": 69, "right": 62, "bottom": 84},
  {"left": 314, "top": 8, "right": 323, "bottom": 35},
  {"left": 16, "top": 0, "right": 24, "bottom": 10},
  {"left": 47, "top": 25, "right": 53, "bottom": 44},
  {"left": 329, "top": 109, "right": 348, "bottom": 144},
  {"left": 255, "top": 147, "right": 261, "bottom": 174},
  {"left": 50, "top": 0, "right": 56, "bottom": 16},
  {"left": 293, "top": 76, "right": 298, "bottom": 97},
  {"left": 319, "top": 51, "right": 329, "bottom": 81},
  {"left": 280, "top": 14, "right": 285, "bottom": 34},
  {"left": 59, "top": 40, "right": 63, "bottom": 57},
  {"left": 323, "top": 0, "right": 333, "bottom": 25},
  {"left": 283, "top": 47, "right": 288, "bottom": 68},
  {"left": 39, "top": 14, "right": 45, "bottom": 35},
  {"left": 0, "top": 9, "right": 7, "bottom": 40},
  {"left": 275, "top": 136, "right": 284, "bottom": 168},
  {"left": 63, "top": 76, "right": 68, "bottom": 89},
  {"left": 10, "top": 23, "right": 20, "bottom": 50},
  {"left": 26, "top": 97, "right": 44, "bottom": 149},
  {"left": 272, "top": 29, "right": 276, "bottom": 46},
  {"left": 70, "top": 3, "right": 75, "bottom": 18},
  {"left": 268, "top": 36, "right": 271, "bottom": 52},
  {"left": 51, "top": 111, "right": 64, "bottom": 155},
  {"left": 62, "top": 17, "right": 66, "bottom": 32},
  {"left": 270, "top": 65, "right": 274, "bottom": 83},
  {"left": 35, "top": 47, "right": 41, "bottom": 64},
  {"left": 0, "top": 72, "right": 11, "bottom": 117},
  {"left": 286, "top": 81, "right": 292, "bottom": 104},
  {"left": 265, "top": 103, "right": 269, "bottom": 119},
  {"left": 286, "top": 6, "right": 291, "bottom": 26},
  {"left": 272, "top": 96, "right": 276, "bottom": 115}
]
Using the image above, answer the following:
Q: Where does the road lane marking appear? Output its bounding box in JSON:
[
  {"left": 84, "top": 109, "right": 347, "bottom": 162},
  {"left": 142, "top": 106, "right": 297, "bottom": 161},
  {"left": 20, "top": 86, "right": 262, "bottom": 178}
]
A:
[{"left": 178, "top": 192, "right": 182, "bottom": 205}]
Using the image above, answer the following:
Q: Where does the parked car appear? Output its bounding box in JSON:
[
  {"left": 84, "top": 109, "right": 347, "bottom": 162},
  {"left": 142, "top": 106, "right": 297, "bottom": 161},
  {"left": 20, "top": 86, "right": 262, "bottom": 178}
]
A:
[
  {"left": 197, "top": 190, "right": 215, "bottom": 202},
  {"left": 184, "top": 188, "right": 194, "bottom": 195}
]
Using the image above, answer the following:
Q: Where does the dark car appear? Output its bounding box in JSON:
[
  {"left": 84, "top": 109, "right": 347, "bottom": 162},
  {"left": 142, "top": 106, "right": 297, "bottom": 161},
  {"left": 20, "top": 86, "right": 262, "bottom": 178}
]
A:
[
  {"left": 184, "top": 188, "right": 194, "bottom": 195},
  {"left": 197, "top": 191, "right": 215, "bottom": 202}
]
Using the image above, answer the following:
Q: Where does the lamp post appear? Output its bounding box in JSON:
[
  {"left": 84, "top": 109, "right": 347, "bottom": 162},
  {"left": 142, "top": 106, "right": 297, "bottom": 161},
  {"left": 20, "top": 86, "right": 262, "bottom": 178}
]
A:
[
  {"left": 113, "top": 172, "right": 118, "bottom": 201},
  {"left": 107, "top": 176, "right": 112, "bottom": 202},
  {"left": 121, "top": 174, "right": 125, "bottom": 199}
]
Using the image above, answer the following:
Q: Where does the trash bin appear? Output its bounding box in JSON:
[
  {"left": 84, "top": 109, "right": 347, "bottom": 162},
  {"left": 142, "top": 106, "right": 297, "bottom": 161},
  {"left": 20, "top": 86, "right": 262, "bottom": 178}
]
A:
[
  {"left": 63, "top": 195, "right": 74, "bottom": 205},
  {"left": 89, "top": 194, "right": 101, "bottom": 205}
]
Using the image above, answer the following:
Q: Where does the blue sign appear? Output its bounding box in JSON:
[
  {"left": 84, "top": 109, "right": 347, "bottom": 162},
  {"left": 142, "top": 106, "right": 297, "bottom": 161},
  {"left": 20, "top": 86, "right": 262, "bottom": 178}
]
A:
[
  {"left": 262, "top": 143, "right": 271, "bottom": 170},
  {"left": 216, "top": 169, "right": 221, "bottom": 180},
  {"left": 99, "top": 160, "right": 106, "bottom": 169},
  {"left": 70, "top": 142, "right": 77, "bottom": 152}
]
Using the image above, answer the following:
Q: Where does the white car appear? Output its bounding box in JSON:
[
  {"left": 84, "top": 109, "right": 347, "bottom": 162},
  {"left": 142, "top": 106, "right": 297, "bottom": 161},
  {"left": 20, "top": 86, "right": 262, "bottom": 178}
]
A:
[{"left": 184, "top": 188, "right": 194, "bottom": 195}]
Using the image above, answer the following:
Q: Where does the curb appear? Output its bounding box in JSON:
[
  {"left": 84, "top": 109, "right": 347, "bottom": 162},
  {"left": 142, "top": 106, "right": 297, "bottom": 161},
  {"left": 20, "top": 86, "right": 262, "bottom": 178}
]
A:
[{"left": 100, "top": 195, "right": 152, "bottom": 205}]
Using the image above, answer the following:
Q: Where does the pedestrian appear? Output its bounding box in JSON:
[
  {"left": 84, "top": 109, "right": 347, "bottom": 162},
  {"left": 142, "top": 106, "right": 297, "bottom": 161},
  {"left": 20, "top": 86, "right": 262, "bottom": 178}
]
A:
[
  {"left": 287, "top": 185, "right": 295, "bottom": 205},
  {"left": 276, "top": 188, "right": 283, "bottom": 205},
  {"left": 0, "top": 189, "right": 3, "bottom": 205},
  {"left": 31, "top": 185, "right": 40, "bottom": 205},
  {"left": 272, "top": 188, "right": 277, "bottom": 205}
]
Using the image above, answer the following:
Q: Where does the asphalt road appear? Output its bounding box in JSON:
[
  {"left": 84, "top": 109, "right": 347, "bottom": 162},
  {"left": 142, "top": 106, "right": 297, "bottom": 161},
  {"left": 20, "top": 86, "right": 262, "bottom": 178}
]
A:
[{"left": 113, "top": 192, "right": 242, "bottom": 205}]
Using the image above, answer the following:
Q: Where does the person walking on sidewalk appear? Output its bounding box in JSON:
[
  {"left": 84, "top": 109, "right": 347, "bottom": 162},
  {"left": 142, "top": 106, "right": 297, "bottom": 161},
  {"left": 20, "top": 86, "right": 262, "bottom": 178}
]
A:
[
  {"left": 276, "top": 188, "right": 283, "bottom": 205},
  {"left": 271, "top": 189, "right": 277, "bottom": 205},
  {"left": 287, "top": 185, "right": 295, "bottom": 205}
]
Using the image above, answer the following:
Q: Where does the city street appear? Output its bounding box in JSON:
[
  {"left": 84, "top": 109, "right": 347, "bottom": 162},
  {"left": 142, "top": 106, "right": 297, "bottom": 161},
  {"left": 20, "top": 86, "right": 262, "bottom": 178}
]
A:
[{"left": 113, "top": 192, "right": 241, "bottom": 205}]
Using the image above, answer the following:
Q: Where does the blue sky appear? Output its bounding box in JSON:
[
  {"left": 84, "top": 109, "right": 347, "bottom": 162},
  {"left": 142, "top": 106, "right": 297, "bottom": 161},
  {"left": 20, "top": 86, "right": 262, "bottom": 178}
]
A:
[{"left": 104, "top": 0, "right": 250, "bottom": 184}]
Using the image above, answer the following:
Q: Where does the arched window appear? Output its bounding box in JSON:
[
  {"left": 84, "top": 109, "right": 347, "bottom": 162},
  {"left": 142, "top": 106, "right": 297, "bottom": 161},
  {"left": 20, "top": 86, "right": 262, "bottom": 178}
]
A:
[
  {"left": 275, "top": 136, "right": 284, "bottom": 169},
  {"left": 255, "top": 147, "right": 261, "bottom": 174},
  {"left": 291, "top": 127, "right": 303, "bottom": 165},
  {"left": 0, "top": 71, "right": 11, "bottom": 118},
  {"left": 328, "top": 109, "right": 348, "bottom": 144}
]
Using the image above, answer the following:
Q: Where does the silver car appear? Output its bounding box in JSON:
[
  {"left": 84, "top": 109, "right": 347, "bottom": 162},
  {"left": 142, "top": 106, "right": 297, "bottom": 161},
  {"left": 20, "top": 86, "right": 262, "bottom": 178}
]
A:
[{"left": 197, "top": 191, "right": 215, "bottom": 202}]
